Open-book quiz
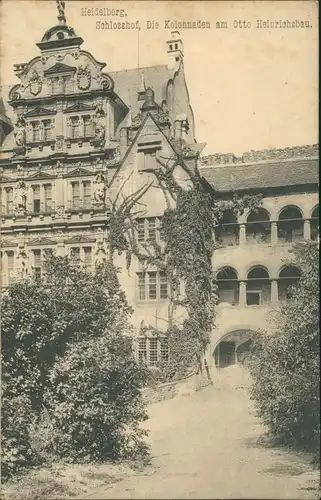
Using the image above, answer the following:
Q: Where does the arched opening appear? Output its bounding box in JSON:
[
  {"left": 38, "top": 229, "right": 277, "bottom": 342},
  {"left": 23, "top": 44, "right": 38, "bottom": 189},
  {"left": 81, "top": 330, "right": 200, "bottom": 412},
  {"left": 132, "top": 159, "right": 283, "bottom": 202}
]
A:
[
  {"left": 311, "top": 205, "right": 319, "bottom": 241},
  {"left": 278, "top": 265, "right": 301, "bottom": 303},
  {"left": 214, "top": 329, "right": 254, "bottom": 369},
  {"left": 246, "top": 208, "right": 271, "bottom": 243},
  {"left": 216, "top": 267, "right": 239, "bottom": 305},
  {"left": 246, "top": 266, "right": 270, "bottom": 306},
  {"left": 278, "top": 206, "right": 303, "bottom": 243},
  {"left": 215, "top": 210, "right": 239, "bottom": 246}
]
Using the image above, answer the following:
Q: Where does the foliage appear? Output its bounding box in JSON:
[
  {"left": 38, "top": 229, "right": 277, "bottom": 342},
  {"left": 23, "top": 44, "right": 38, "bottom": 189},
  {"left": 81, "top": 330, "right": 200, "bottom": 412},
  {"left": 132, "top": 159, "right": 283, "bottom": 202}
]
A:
[
  {"left": 248, "top": 241, "right": 320, "bottom": 455},
  {"left": 1, "top": 255, "right": 147, "bottom": 479}
]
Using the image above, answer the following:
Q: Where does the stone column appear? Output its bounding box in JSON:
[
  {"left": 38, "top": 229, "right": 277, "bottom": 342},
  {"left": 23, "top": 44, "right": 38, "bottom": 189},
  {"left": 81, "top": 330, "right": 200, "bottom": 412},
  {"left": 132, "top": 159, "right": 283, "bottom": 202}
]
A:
[
  {"left": 239, "top": 223, "right": 246, "bottom": 245},
  {"left": 271, "top": 221, "right": 278, "bottom": 244},
  {"left": 303, "top": 219, "right": 311, "bottom": 240},
  {"left": 271, "top": 279, "right": 278, "bottom": 304},
  {"left": 239, "top": 281, "right": 247, "bottom": 307}
]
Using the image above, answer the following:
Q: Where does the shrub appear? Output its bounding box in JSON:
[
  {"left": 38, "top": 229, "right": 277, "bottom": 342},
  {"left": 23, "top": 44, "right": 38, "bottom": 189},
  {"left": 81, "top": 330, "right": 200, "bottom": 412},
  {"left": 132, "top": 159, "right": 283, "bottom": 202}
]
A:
[{"left": 248, "top": 242, "right": 320, "bottom": 456}]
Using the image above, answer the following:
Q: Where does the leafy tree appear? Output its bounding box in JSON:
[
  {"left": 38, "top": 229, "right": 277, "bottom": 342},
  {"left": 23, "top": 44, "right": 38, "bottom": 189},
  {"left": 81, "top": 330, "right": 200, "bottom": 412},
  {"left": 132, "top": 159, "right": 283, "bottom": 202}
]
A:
[
  {"left": 1, "top": 255, "right": 147, "bottom": 478},
  {"left": 248, "top": 241, "right": 320, "bottom": 456}
]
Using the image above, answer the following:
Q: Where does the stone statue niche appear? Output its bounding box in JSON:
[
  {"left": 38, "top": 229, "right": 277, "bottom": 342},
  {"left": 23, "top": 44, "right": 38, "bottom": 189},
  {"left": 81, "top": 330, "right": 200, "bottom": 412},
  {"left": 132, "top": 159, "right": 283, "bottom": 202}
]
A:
[
  {"left": 14, "top": 116, "right": 26, "bottom": 147},
  {"left": 92, "top": 100, "right": 106, "bottom": 147},
  {"left": 14, "top": 180, "right": 27, "bottom": 213},
  {"left": 16, "top": 245, "right": 28, "bottom": 279},
  {"left": 93, "top": 171, "right": 107, "bottom": 205}
]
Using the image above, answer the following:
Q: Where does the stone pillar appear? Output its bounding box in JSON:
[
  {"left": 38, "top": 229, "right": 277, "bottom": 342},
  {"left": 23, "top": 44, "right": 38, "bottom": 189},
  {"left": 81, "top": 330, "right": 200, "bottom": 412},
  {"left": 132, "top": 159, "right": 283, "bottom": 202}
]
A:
[
  {"left": 271, "top": 222, "right": 278, "bottom": 244},
  {"left": 239, "top": 281, "right": 247, "bottom": 307},
  {"left": 303, "top": 219, "right": 311, "bottom": 240},
  {"left": 239, "top": 223, "right": 246, "bottom": 245},
  {"left": 271, "top": 279, "right": 278, "bottom": 304}
]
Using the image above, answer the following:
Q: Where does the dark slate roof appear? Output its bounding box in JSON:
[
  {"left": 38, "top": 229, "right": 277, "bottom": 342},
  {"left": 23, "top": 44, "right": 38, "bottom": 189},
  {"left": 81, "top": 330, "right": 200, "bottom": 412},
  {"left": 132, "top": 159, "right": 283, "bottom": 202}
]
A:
[
  {"left": 109, "top": 65, "right": 173, "bottom": 117},
  {"left": 200, "top": 157, "right": 319, "bottom": 192}
]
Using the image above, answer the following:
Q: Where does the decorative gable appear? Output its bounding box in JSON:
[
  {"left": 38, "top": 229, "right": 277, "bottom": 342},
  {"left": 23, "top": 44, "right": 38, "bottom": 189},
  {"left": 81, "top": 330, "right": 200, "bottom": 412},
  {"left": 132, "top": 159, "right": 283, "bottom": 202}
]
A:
[
  {"left": 44, "top": 62, "right": 77, "bottom": 76},
  {"left": 64, "top": 102, "right": 94, "bottom": 114},
  {"left": 64, "top": 167, "right": 93, "bottom": 178},
  {"left": 28, "top": 237, "right": 57, "bottom": 246},
  {"left": 24, "top": 107, "right": 56, "bottom": 118},
  {"left": 27, "top": 170, "right": 56, "bottom": 181}
]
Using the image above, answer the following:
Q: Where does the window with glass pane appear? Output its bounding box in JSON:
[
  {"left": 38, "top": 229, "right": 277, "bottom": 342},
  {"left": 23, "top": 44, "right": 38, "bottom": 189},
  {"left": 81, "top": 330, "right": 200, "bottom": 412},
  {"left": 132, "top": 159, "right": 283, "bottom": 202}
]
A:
[
  {"left": 158, "top": 218, "right": 164, "bottom": 240},
  {"left": 72, "top": 182, "right": 80, "bottom": 209},
  {"left": 71, "top": 247, "right": 80, "bottom": 264},
  {"left": 138, "top": 273, "right": 146, "bottom": 300},
  {"left": 33, "top": 185, "right": 41, "bottom": 213},
  {"left": 149, "top": 338, "right": 158, "bottom": 366},
  {"left": 83, "top": 247, "right": 92, "bottom": 272},
  {"left": 83, "top": 181, "right": 91, "bottom": 208},
  {"left": 137, "top": 219, "right": 145, "bottom": 242},
  {"left": 44, "top": 184, "right": 52, "bottom": 211},
  {"left": 159, "top": 272, "right": 168, "bottom": 299},
  {"left": 33, "top": 249, "right": 42, "bottom": 280},
  {"left": 138, "top": 337, "right": 147, "bottom": 363},
  {"left": 148, "top": 272, "right": 157, "bottom": 299},
  {"left": 160, "top": 338, "right": 169, "bottom": 361},
  {"left": 7, "top": 251, "right": 14, "bottom": 284},
  {"left": 147, "top": 218, "right": 157, "bottom": 241},
  {"left": 6, "top": 188, "right": 13, "bottom": 214},
  {"left": 32, "top": 122, "right": 40, "bottom": 142},
  {"left": 71, "top": 117, "right": 80, "bottom": 138},
  {"left": 43, "top": 120, "right": 52, "bottom": 140},
  {"left": 83, "top": 116, "right": 92, "bottom": 137}
]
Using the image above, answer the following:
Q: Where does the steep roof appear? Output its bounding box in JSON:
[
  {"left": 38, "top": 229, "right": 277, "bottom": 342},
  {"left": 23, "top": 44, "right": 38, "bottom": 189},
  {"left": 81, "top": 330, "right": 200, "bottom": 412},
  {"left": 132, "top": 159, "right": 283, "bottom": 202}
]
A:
[
  {"left": 200, "top": 156, "right": 319, "bottom": 193},
  {"left": 108, "top": 65, "right": 173, "bottom": 117}
]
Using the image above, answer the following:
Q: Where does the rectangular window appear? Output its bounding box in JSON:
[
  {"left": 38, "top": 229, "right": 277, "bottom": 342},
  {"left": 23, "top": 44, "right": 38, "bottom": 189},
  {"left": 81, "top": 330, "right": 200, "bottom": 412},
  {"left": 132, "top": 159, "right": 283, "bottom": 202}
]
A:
[
  {"left": 147, "top": 218, "right": 156, "bottom": 242},
  {"left": 138, "top": 273, "right": 146, "bottom": 300},
  {"left": 138, "top": 337, "right": 147, "bottom": 363},
  {"left": 83, "top": 116, "right": 92, "bottom": 137},
  {"left": 137, "top": 220, "right": 145, "bottom": 242},
  {"left": 70, "top": 117, "right": 80, "bottom": 138},
  {"left": 83, "top": 247, "right": 92, "bottom": 272},
  {"left": 159, "top": 272, "right": 168, "bottom": 299},
  {"left": 160, "top": 338, "right": 169, "bottom": 362},
  {"left": 144, "top": 151, "right": 157, "bottom": 170},
  {"left": 148, "top": 272, "right": 157, "bottom": 300},
  {"left": 83, "top": 181, "right": 91, "bottom": 208},
  {"left": 43, "top": 120, "right": 52, "bottom": 141},
  {"left": 149, "top": 338, "right": 158, "bottom": 366},
  {"left": 33, "top": 249, "right": 42, "bottom": 280},
  {"left": 32, "top": 122, "right": 40, "bottom": 142},
  {"left": 6, "top": 188, "right": 13, "bottom": 214},
  {"left": 44, "top": 184, "right": 52, "bottom": 212},
  {"left": 70, "top": 247, "right": 80, "bottom": 264},
  {"left": 72, "top": 182, "right": 80, "bottom": 209},
  {"left": 33, "top": 185, "right": 41, "bottom": 213},
  {"left": 7, "top": 251, "right": 15, "bottom": 284},
  {"left": 246, "top": 290, "right": 262, "bottom": 306}
]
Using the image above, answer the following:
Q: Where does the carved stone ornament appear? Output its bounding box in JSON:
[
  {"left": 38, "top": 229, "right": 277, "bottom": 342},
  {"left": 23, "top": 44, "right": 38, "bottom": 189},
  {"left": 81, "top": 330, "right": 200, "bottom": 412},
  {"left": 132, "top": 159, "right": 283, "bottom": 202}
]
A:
[
  {"left": 56, "top": 205, "right": 65, "bottom": 217},
  {"left": 14, "top": 180, "right": 27, "bottom": 213},
  {"left": 93, "top": 171, "right": 106, "bottom": 204},
  {"left": 29, "top": 70, "right": 42, "bottom": 96},
  {"left": 77, "top": 65, "right": 91, "bottom": 91},
  {"left": 95, "top": 246, "right": 107, "bottom": 266},
  {"left": 14, "top": 116, "right": 26, "bottom": 147}
]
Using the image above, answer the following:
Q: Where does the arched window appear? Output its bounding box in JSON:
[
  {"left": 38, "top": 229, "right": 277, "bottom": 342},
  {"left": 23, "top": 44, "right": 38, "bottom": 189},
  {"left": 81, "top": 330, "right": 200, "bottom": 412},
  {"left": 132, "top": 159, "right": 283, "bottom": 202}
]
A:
[
  {"left": 246, "top": 208, "right": 271, "bottom": 243},
  {"left": 216, "top": 267, "right": 239, "bottom": 305},
  {"left": 215, "top": 210, "right": 239, "bottom": 246},
  {"left": 278, "top": 206, "right": 303, "bottom": 243},
  {"left": 278, "top": 265, "right": 301, "bottom": 303},
  {"left": 311, "top": 205, "right": 319, "bottom": 242},
  {"left": 246, "top": 266, "right": 270, "bottom": 306}
]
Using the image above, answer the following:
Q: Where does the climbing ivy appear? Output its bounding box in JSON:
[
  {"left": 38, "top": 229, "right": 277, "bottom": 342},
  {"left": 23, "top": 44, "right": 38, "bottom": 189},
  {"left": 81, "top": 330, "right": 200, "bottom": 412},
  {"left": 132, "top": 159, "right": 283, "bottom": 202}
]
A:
[{"left": 108, "top": 153, "right": 262, "bottom": 380}]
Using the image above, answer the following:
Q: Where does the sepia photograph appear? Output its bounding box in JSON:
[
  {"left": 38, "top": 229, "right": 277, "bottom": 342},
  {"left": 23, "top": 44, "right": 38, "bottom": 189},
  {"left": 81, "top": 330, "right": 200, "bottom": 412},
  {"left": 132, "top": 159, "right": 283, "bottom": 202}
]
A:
[{"left": 0, "top": 0, "right": 319, "bottom": 498}]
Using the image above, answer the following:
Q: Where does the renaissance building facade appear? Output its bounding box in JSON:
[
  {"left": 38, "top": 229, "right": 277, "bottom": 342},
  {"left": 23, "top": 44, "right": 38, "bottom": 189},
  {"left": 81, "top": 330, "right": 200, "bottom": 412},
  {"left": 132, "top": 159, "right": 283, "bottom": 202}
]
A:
[{"left": 0, "top": 4, "right": 319, "bottom": 374}]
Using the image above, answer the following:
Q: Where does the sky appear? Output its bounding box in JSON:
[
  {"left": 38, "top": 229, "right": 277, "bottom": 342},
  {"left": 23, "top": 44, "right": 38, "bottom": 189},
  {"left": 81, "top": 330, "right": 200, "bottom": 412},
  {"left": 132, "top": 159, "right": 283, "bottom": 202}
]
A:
[{"left": 0, "top": 0, "right": 318, "bottom": 155}]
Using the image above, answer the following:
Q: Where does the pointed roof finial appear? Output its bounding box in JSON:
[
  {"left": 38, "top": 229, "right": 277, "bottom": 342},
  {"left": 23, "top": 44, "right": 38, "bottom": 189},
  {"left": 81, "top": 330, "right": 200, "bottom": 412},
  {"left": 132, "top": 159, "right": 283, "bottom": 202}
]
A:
[
  {"left": 56, "top": 0, "right": 66, "bottom": 25},
  {"left": 139, "top": 72, "right": 146, "bottom": 93}
]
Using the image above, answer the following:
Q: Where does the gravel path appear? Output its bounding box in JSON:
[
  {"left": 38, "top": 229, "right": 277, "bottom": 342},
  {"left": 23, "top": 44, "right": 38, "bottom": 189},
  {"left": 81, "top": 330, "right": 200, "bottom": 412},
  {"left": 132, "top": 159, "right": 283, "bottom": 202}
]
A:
[{"left": 88, "top": 368, "right": 319, "bottom": 499}]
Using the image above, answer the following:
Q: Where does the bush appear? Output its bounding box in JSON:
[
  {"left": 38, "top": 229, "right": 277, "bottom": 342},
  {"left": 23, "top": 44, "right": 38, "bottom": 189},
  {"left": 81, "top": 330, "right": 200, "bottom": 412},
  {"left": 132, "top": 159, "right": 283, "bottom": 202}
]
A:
[{"left": 248, "top": 242, "right": 320, "bottom": 456}]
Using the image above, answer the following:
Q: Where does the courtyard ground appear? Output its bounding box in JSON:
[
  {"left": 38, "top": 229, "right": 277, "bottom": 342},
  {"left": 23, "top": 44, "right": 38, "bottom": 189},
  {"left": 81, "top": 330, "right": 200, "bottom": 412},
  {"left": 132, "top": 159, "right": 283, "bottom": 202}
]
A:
[{"left": 2, "top": 366, "right": 320, "bottom": 499}]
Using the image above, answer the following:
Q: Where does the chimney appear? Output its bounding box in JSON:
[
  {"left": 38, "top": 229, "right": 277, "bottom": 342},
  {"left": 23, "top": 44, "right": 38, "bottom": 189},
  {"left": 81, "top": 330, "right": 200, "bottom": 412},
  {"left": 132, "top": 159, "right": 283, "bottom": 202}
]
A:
[{"left": 166, "top": 31, "right": 184, "bottom": 71}]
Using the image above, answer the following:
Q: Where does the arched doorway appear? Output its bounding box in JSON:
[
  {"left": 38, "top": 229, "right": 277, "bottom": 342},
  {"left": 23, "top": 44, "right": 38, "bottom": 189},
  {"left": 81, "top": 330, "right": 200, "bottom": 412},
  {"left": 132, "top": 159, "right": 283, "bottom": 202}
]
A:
[{"left": 214, "top": 329, "right": 255, "bottom": 369}]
